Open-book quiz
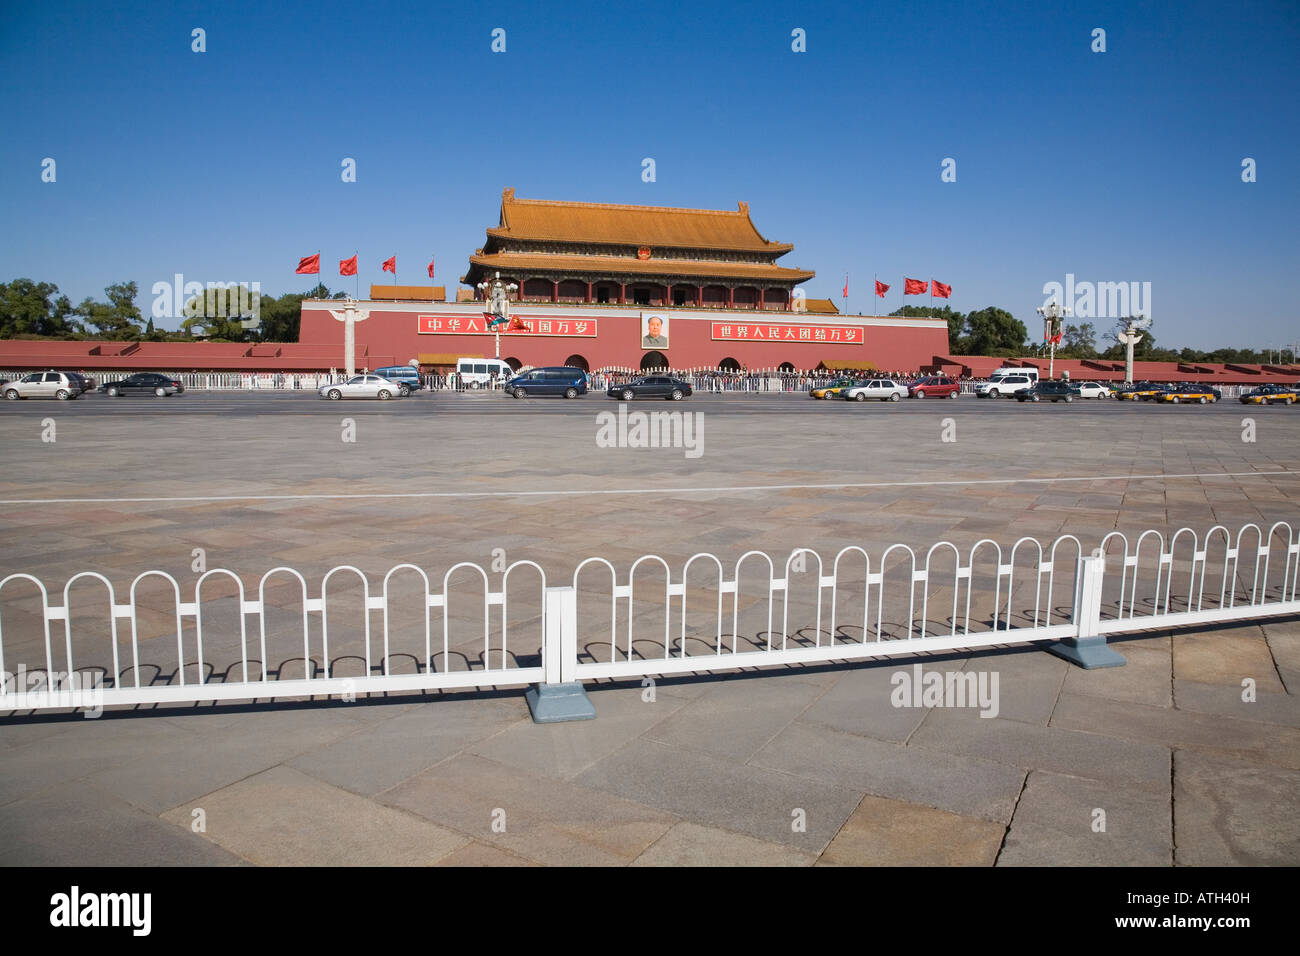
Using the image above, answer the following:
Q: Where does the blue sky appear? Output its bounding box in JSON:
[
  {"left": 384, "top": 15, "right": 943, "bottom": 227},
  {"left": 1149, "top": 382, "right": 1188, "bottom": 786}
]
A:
[{"left": 2, "top": 0, "right": 1297, "bottom": 349}]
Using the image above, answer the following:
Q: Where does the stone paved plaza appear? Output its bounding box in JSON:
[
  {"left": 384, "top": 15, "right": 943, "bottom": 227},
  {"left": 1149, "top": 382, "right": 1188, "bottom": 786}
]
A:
[{"left": 0, "top": 391, "right": 1297, "bottom": 865}]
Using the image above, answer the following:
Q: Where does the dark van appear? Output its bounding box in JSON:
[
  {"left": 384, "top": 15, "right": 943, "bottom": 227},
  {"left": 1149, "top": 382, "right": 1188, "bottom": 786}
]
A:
[
  {"left": 504, "top": 366, "right": 588, "bottom": 399},
  {"left": 374, "top": 366, "right": 422, "bottom": 394}
]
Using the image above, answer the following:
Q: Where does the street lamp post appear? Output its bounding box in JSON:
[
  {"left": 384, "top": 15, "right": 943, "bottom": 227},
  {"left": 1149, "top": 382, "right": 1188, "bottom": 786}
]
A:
[
  {"left": 476, "top": 271, "right": 518, "bottom": 358},
  {"left": 1036, "top": 300, "right": 1071, "bottom": 379}
]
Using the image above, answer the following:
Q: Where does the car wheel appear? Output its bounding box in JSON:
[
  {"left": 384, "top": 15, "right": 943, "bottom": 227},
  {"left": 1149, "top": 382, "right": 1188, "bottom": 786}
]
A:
[
  {"left": 327, "top": 389, "right": 342, "bottom": 401},
  {"left": 949, "top": 390, "right": 959, "bottom": 399},
  {"left": 888, "top": 392, "right": 900, "bottom": 402},
  {"left": 1286, "top": 397, "right": 1295, "bottom": 405},
  {"left": 854, "top": 393, "right": 866, "bottom": 402},
  {"left": 669, "top": 389, "right": 683, "bottom": 401},
  {"left": 399, "top": 385, "right": 411, "bottom": 397},
  {"left": 621, "top": 389, "right": 634, "bottom": 401},
  {"left": 377, "top": 390, "right": 391, "bottom": 400},
  {"left": 3, "top": 389, "right": 19, "bottom": 401},
  {"left": 988, "top": 389, "right": 999, "bottom": 399},
  {"left": 56, "top": 389, "right": 71, "bottom": 401},
  {"left": 1171, "top": 396, "right": 1180, "bottom": 404},
  {"left": 1198, "top": 396, "right": 1207, "bottom": 404},
  {"left": 154, "top": 387, "right": 167, "bottom": 397},
  {"left": 1031, "top": 394, "right": 1039, "bottom": 402},
  {"left": 107, "top": 386, "right": 120, "bottom": 397},
  {"left": 565, "top": 387, "right": 579, "bottom": 399},
  {"left": 1065, "top": 395, "right": 1073, "bottom": 403},
  {"left": 513, "top": 388, "right": 527, "bottom": 399}
]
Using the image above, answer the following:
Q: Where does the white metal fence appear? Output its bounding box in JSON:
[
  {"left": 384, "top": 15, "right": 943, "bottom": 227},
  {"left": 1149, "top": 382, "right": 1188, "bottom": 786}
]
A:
[{"left": 1, "top": 521, "right": 1296, "bottom": 714}]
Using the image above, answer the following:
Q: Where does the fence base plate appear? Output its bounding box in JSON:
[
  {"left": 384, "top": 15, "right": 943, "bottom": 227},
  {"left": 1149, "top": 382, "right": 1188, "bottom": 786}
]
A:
[
  {"left": 1046, "top": 636, "right": 1126, "bottom": 669},
  {"left": 526, "top": 682, "right": 596, "bottom": 723}
]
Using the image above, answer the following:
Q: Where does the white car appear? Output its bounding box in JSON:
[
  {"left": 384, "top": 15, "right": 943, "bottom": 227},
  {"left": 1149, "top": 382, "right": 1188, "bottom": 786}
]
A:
[
  {"left": 842, "top": 378, "right": 909, "bottom": 402},
  {"left": 318, "top": 375, "right": 404, "bottom": 400},
  {"left": 976, "top": 374, "right": 1035, "bottom": 399},
  {"left": 3, "top": 371, "right": 81, "bottom": 401},
  {"left": 1075, "top": 381, "right": 1111, "bottom": 399}
]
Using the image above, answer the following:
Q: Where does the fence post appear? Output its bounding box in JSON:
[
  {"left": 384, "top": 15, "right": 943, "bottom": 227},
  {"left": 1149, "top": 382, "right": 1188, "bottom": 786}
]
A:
[
  {"left": 526, "top": 585, "right": 596, "bottom": 722},
  {"left": 1048, "top": 551, "right": 1126, "bottom": 669}
]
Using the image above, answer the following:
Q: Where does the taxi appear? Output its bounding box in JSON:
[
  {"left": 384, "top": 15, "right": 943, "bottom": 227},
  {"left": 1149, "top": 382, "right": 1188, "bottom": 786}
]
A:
[
  {"left": 1239, "top": 385, "right": 1298, "bottom": 405},
  {"left": 1156, "top": 384, "right": 1218, "bottom": 404},
  {"left": 810, "top": 377, "right": 858, "bottom": 400}
]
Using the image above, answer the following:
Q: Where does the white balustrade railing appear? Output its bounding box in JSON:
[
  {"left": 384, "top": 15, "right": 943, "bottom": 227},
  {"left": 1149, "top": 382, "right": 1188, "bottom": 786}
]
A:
[{"left": 1, "top": 521, "right": 1296, "bottom": 714}]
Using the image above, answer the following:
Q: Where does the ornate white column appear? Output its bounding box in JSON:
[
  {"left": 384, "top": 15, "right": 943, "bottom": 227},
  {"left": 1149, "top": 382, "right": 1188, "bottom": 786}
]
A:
[{"left": 327, "top": 298, "right": 371, "bottom": 377}]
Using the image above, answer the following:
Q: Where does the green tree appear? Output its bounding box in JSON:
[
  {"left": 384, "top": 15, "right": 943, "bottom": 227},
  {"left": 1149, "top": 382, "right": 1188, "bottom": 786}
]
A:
[
  {"left": 1059, "top": 322, "right": 1097, "bottom": 358},
  {"left": 890, "top": 304, "right": 967, "bottom": 353},
  {"left": 74, "top": 281, "right": 144, "bottom": 340},
  {"left": 0, "top": 279, "right": 80, "bottom": 337},
  {"left": 964, "top": 307, "right": 1028, "bottom": 355}
]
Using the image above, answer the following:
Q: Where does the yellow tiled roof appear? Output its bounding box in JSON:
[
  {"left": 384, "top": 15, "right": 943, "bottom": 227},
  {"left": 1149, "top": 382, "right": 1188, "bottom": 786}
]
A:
[
  {"left": 487, "top": 188, "right": 793, "bottom": 253},
  {"left": 802, "top": 298, "right": 839, "bottom": 313},
  {"left": 467, "top": 251, "right": 813, "bottom": 282}
]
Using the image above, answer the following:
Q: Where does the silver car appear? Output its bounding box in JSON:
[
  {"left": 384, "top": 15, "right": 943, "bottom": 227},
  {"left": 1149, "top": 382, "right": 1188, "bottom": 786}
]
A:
[
  {"left": 3, "top": 371, "right": 81, "bottom": 401},
  {"left": 318, "top": 375, "right": 404, "bottom": 401},
  {"left": 842, "top": 378, "right": 909, "bottom": 402}
]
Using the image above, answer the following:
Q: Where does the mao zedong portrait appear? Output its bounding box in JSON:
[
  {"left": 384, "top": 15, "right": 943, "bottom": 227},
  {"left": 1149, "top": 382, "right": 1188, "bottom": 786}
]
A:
[{"left": 642, "top": 315, "right": 669, "bottom": 348}]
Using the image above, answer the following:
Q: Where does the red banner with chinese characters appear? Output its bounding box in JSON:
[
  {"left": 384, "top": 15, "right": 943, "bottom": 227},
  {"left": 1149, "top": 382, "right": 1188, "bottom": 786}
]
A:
[
  {"left": 417, "top": 314, "right": 598, "bottom": 336},
  {"left": 711, "top": 322, "right": 864, "bottom": 344}
]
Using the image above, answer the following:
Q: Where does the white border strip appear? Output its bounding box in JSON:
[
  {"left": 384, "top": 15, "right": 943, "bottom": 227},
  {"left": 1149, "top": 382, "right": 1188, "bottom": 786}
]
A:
[{"left": 0, "top": 470, "right": 1292, "bottom": 506}]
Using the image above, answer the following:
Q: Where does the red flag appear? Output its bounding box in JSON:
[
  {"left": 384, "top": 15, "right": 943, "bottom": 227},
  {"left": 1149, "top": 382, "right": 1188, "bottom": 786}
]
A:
[
  {"left": 339, "top": 255, "right": 358, "bottom": 276},
  {"left": 932, "top": 280, "right": 951, "bottom": 298},
  {"left": 295, "top": 254, "right": 320, "bottom": 275},
  {"left": 875, "top": 280, "right": 890, "bottom": 297},
  {"left": 508, "top": 316, "right": 529, "bottom": 332},
  {"left": 904, "top": 278, "right": 928, "bottom": 295},
  {"left": 842, "top": 275, "right": 849, "bottom": 298},
  {"left": 426, "top": 258, "right": 435, "bottom": 278},
  {"left": 382, "top": 256, "right": 396, "bottom": 274}
]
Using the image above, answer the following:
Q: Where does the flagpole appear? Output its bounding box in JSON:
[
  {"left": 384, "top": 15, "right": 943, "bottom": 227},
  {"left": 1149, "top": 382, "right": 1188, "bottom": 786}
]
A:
[{"left": 354, "top": 250, "right": 359, "bottom": 300}]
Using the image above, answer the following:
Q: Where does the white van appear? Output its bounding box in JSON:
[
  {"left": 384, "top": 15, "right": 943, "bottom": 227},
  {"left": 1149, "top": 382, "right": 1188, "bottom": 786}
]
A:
[
  {"left": 455, "top": 357, "right": 514, "bottom": 388},
  {"left": 989, "top": 366, "right": 1039, "bottom": 385},
  {"left": 977, "top": 367, "right": 1039, "bottom": 399}
]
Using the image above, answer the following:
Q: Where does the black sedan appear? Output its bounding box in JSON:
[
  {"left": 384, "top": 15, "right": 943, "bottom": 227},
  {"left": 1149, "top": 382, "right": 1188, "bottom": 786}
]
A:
[
  {"left": 99, "top": 372, "right": 186, "bottom": 397},
  {"left": 1016, "top": 380, "right": 1082, "bottom": 403},
  {"left": 607, "top": 376, "right": 693, "bottom": 401}
]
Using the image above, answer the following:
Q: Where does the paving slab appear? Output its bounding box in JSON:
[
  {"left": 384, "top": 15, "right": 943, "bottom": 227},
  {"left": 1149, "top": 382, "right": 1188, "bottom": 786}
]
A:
[
  {"left": 997, "top": 770, "right": 1171, "bottom": 866},
  {"left": 1050, "top": 692, "right": 1300, "bottom": 770},
  {"left": 1173, "top": 678, "right": 1300, "bottom": 728},
  {"left": 433, "top": 841, "right": 540, "bottom": 866},
  {"left": 642, "top": 671, "right": 827, "bottom": 761},
  {"left": 817, "top": 794, "right": 1005, "bottom": 866},
  {"left": 1172, "top": 627, "right": 1287, "bottom": 692},
  {"left": 380, "top": 753, "right": 677, "bottom": 866},
  {"left": 1063, "top": 636, "right": 1172, "bottom": 707},
  {"left": 796, "top": 657, "right": 968, "bottom": 742},
  {"left": 750, "top": 719, "right": 1025, "bottom": 823},
  {"left": 1260, "top": 618, "right": 1300, "bottom": 691},
  {"left": 0, "top": 783, "right": 244, "bottom": 866},
  {"left": 573, "top": 737, "right": 861, "bottom": 851},
  {"left": 909, "top": 706, "right": 1171, "bottom": 790},
  {"left": 160, "top": 765, "right": 468, "bottom": 866},
  {"left": 1173, "top": 751, "right": 1300, "bottom": 865},
  {"left": 633, "top": 821, "right": 815, "bottom": 867},
  {"left": 288, "top": 696, "right": 527, "bottom": 796},
  {"left": 469, "top": 684, "right": 686, "bottom": 780}
]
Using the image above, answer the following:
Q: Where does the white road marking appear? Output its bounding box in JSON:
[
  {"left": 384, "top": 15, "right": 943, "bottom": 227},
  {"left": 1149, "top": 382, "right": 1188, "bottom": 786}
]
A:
[{"left": 0, "top": 470, "right": 1294, "bottom": 506}]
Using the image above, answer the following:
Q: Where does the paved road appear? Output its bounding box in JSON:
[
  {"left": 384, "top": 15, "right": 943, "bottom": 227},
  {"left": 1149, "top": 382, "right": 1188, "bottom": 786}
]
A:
[
  {"left": 0, "top": 389, "right": 1285, "bottom": 418},
  {"left": 1, "top": 386, "right": 1297, "bottom": 868}
]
